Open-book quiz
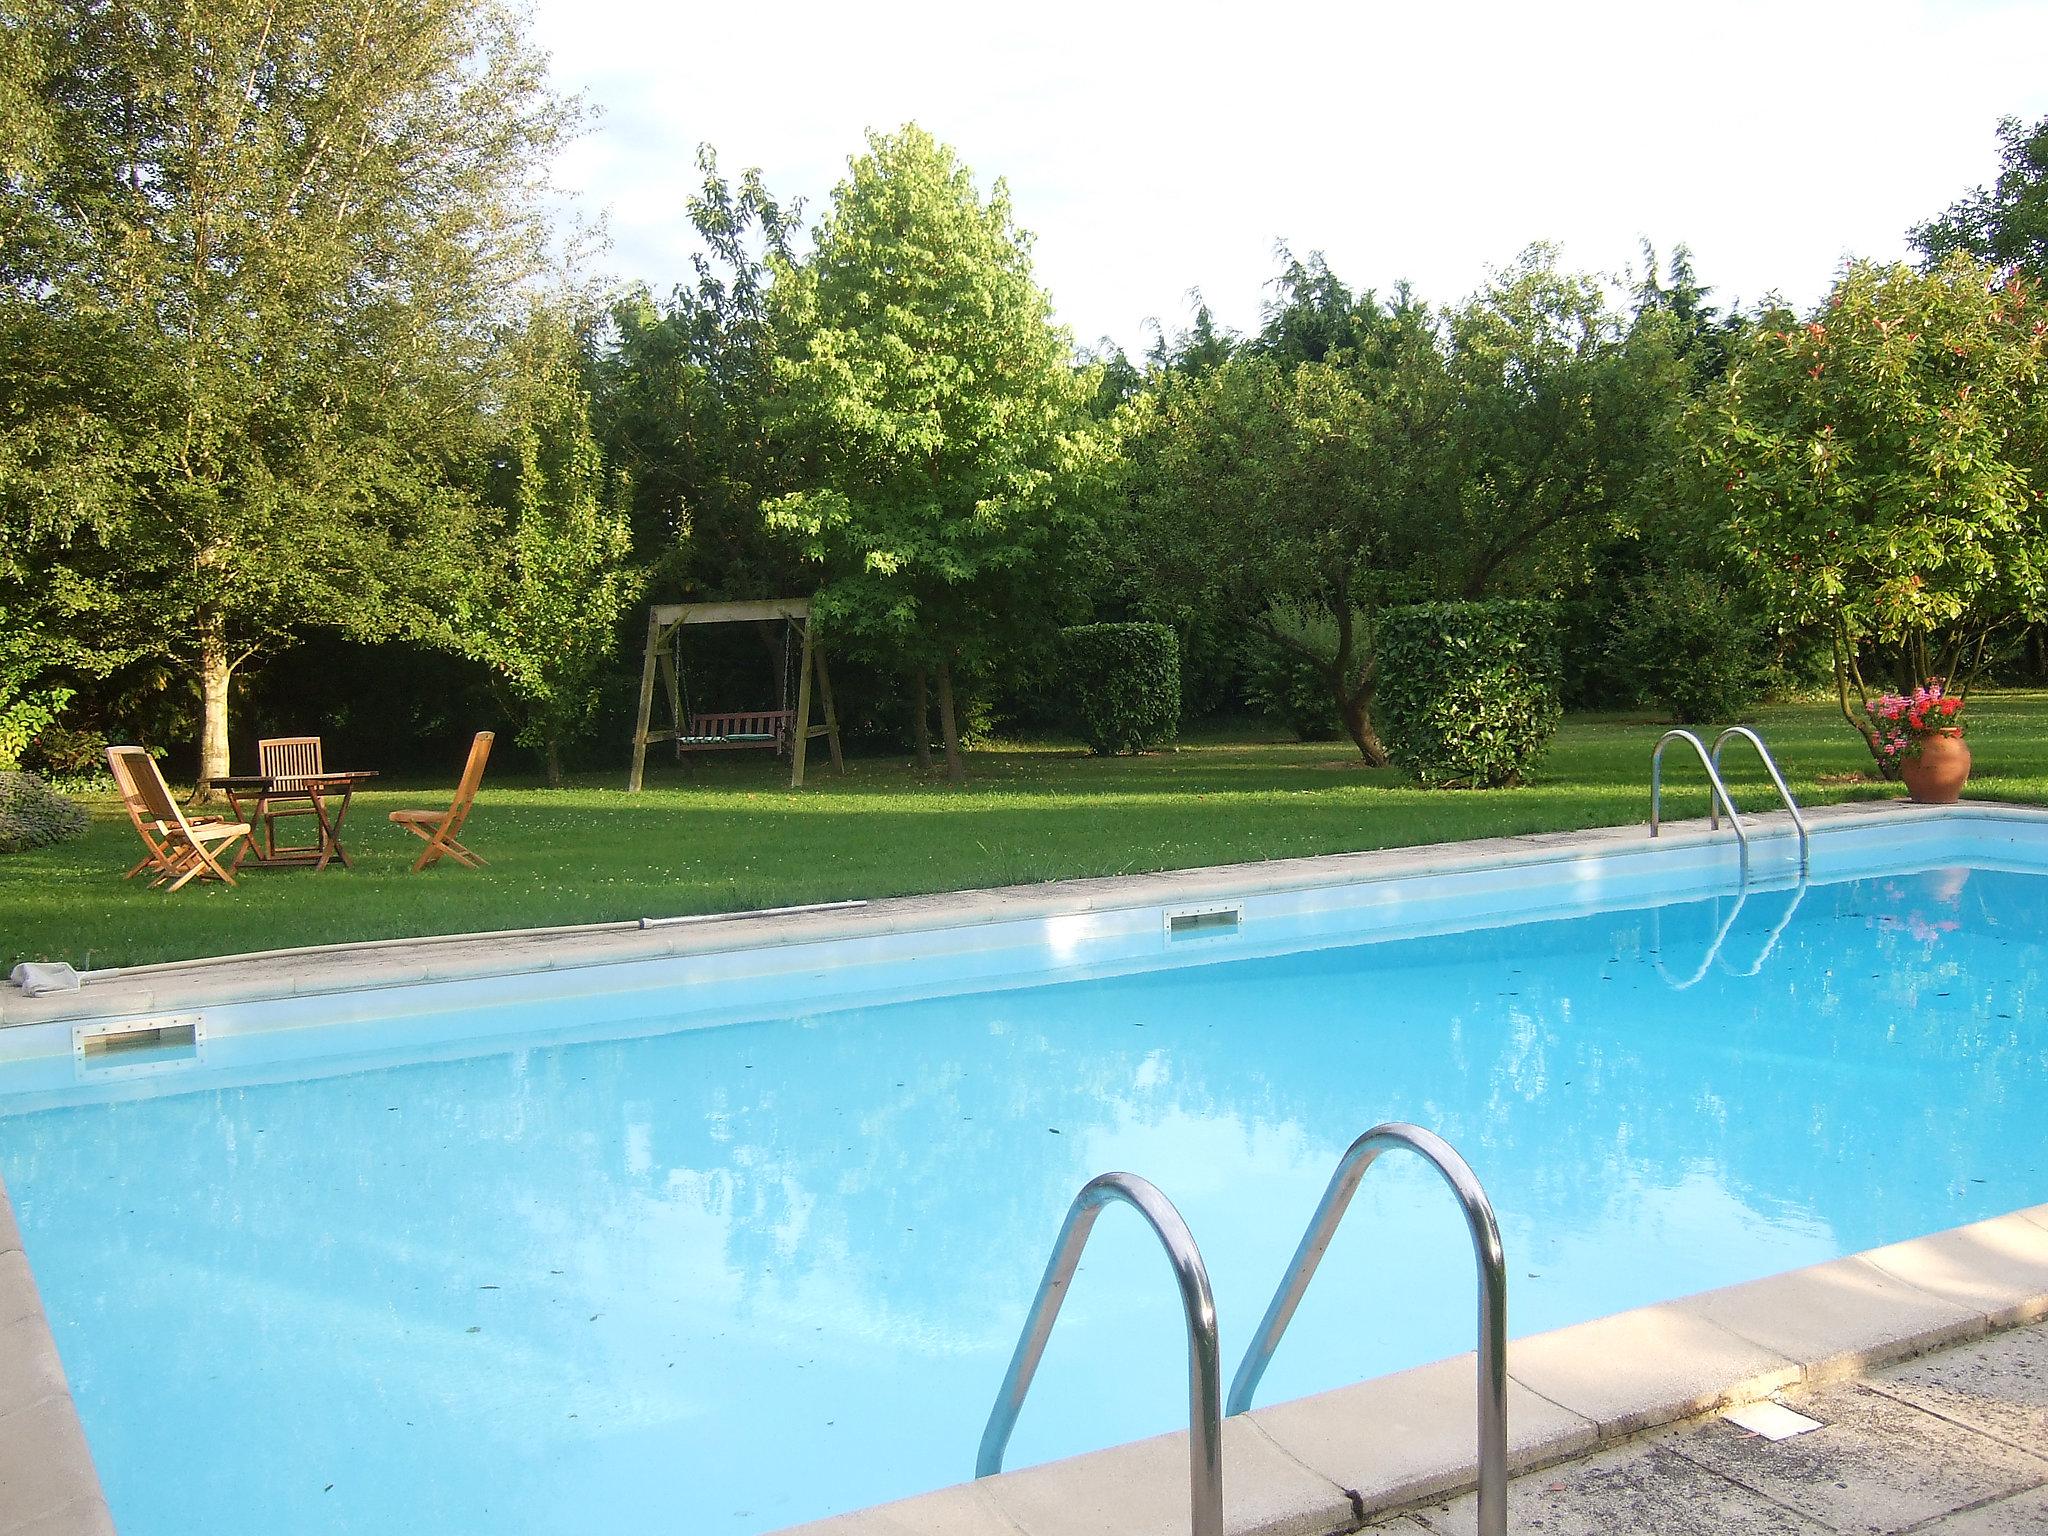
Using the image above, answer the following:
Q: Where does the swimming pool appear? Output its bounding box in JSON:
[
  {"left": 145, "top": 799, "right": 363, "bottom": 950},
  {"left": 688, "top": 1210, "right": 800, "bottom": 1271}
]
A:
[{"left": 1, "top": 806, "right": 2045, "bottom": 1535}]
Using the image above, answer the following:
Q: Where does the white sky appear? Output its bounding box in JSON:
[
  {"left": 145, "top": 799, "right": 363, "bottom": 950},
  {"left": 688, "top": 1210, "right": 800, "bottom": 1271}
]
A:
[{"left": 532, "top": 0, "right": 2048, "bottom": 354}]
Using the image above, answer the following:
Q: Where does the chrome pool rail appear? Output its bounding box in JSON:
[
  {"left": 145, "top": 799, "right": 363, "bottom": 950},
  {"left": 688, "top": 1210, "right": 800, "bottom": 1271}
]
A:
[
  {"left": 1650, "top": 728, "right": 1750, "bottom": 880},
  {"left": 976, "top": 1172, "right": 1223, "bottom": 1536},
  {"left": 1711, "top": 726, "right": 1809, "bottom": 877},
  {"left": 1227, "top": 1122, "right": 1508, "bottom": 1536}
]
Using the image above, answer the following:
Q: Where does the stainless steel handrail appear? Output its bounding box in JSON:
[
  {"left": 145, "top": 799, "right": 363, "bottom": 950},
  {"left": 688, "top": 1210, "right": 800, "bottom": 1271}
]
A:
[
  {"left": 1712, "top": 726, "right": 1809, "bottom": 876},
  {"left": 1651, "top": 728, "right": 1749, "bottom": 881},
  {"left": 1227, "top": 1123, "right": 1507, "bottom": 1536},
  {"left": 976, "top": 1172, "right": 1223, "bottom": 1536}
]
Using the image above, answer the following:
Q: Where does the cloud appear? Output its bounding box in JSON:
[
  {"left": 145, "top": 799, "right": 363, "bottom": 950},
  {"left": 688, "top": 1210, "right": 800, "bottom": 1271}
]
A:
[{"left": 532, "top": 0, "right": 2048, "bottom": 349}]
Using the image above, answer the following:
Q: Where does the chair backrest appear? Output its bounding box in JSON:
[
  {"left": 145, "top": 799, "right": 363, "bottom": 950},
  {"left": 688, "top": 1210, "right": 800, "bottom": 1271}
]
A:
[
  {"left": 259, "top": 736, "right": 323, "bottom": 786},
  {"left": 105, "top": 746, "right": 159, "bottom": 840},
  {"left": 107, "top": 746, "right": 193, "bottom": 839},
  {"left": 442, "top": 732, "right": 493, "bottom": 838}
]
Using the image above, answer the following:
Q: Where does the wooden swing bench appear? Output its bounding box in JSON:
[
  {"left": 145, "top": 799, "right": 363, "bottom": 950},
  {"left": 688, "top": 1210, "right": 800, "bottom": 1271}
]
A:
[
  {"left": 628, "top": 598, "right": 845, "bottom": 790},
  {"left": 676, "top": 710, "right": 796, "bottom": 752}
]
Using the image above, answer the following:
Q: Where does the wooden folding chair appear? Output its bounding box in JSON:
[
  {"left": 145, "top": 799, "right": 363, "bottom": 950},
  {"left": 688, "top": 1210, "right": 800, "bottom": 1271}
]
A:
[
  {"left": 106, "top": 746, "right": 254, "bottom": 891},
  {"left": 256, "top": 735, "right": 324, "bottom": 857},
  {"left": 389, "top": 732, "right": 493, "bottom": 872}
]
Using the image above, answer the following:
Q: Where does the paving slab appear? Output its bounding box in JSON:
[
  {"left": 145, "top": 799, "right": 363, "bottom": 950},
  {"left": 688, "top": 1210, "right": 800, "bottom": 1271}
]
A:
[
  {"left": 1397, "top": 1438, "right": 1835, "bottom": 1536},
  {"left": 980, "top": 1416, "right": 1353, "bottom": 1536},
  {"left": 0, "top": 1394, "right": 104, "bottom": 1534},
  {"left": 1865, "top": 1325, "right": 2048, "bottom": 1454},
  {"left": 0, "top": 1498, "right": 116, "bottom": 1536},
  {"left": 1503, "top": 1301, "right": 1797, "bottom": 1436},
  {"left": 1670, "top": 1383, "right": 2048, "bottom": 1536},
  {"left": 1860, "top": 1210, "right": 2048, "bottom": 1330},
  {"left": 1912, "top": 1485, "right": 2048, "bottom": 1535},
  {"left": 771, "top": 1481, "right": 1025, "bottom": 1536},
  {"left": 1248, "top": 1351, "right": 1595, "bottom": 1511},
  {"left": 1676, "top": 1254, "right": 1985, "bottom": 1382},
  {"left": 0, "top": 1314, "right": 67, "bottom": 1423},
  {"left": 0, "top": 1249, "right": 41, "bottom": 1329}
]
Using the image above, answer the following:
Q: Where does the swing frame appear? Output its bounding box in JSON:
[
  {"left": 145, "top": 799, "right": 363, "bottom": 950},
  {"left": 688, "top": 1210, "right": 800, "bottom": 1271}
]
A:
[{"left": 626, "top": 598, "right": 845, "bottom": 791}]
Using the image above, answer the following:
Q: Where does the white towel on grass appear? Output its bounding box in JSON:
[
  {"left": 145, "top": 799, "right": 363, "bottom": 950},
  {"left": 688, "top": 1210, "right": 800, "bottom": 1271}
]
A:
[{"left": 9, "top": 962, "right": 80, "bottom": 995}]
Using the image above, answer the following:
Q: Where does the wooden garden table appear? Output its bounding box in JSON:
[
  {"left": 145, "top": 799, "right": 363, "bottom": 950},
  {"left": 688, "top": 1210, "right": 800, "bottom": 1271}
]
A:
[{"left": 216, "top": 770, "right": 379, "bottom": 872}]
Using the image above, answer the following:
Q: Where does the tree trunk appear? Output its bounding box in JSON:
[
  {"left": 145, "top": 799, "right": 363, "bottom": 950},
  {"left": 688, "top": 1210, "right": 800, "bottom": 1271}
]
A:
[
  {"left": 1338, "top": 688, "right": 1390, "bottom": 767},
  {"left": 545, "top": 732, "right": 564, "bottom": 790},
  {"left": 197, "top": 621, "right": 232, "bottom": 801},
  {"left": 934, "top": 660, "right": 965, "bottom": 784},
  {"left": 911, "top": 666, "right": 933, "bottom": 771}
]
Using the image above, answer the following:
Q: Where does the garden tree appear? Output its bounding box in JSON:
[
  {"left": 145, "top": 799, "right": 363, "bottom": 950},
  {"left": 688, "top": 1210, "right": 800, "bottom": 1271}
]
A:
[
  {"left": 1630, "top": 242, "right": 1745, "bottom": 388},
  {"left": 593, "top": 148, "right": 806, "bottom": 601},
  {"left": 1252, "top": 248, "right": 1376, "bottom": 366},
  {"left": 1080, "top": 342, "right": 1144, "bottom": 419},
  {"left": 764, "top": 124, "right": 1109, "bottom": 783},
  {"left": 0, "top": 602, "right": 69, "bottom": 771},
  {"left": 0, "top": 0, "right": 580, "bottom": 791},
  {"left": 1143, "top": 296, "right": 1237, "bottom": 376},
  {"left": 1432, "top": 246, "right": 1688, "bottom": 599},
  {"left": 449, "top": 306, "right": 638, "bottom": 789},
  {"left": 1691, "top": 255, "right": 2048, "bottom": 764},
  {"left": 1121, "top": 298, "right": 1457, "bottom": 764},
  {"left": 1914, "top": 114, "right": 2048, "bottom": 284}
]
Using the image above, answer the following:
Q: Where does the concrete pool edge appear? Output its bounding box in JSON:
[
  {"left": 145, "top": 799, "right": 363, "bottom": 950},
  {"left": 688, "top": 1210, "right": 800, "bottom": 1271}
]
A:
[
  {"left": 6, "top": 797, "right": 2036, "bottom": 1032},
  {"left": 774, "top": 1204, "right": 2048, "bottom": 1536},
  {"left": 0, "top": 1178, "right": 114, "bottom": 1535}
]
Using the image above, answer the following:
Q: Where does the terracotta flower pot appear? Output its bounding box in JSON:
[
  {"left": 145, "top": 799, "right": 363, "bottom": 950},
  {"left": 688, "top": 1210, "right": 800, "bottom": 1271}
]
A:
[{"left": 1901, "top": 729, "right": 1971, "bottom": 804}]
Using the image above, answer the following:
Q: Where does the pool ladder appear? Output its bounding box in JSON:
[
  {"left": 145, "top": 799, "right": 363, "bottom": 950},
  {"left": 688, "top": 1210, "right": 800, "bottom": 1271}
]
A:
[
  {"left": 976, "top": 1124, "right": 1508, "bottom": 1536},
  {"left": 1651, "top": 726, "right": 1809, "bottom": 881}
]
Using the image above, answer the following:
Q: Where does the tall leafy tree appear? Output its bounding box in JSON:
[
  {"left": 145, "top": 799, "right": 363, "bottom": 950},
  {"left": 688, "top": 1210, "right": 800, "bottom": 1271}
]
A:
[
  {"left": 0, "top": 0, "right": 581, "bottom": 788},
  {"left": 1690, "top": 255, "right": 2048, "bottom": 762},
  {"left": 1122, "top": 297, "right": 1457, "bottom": 763},
  {"left": 1913, "top": 114, "right": 2048, "bottom": 284},
  {"left": 450, "top": 305, "right": 638, "bottom": 788},
  {"left": 1435, "top": 246, "right": 1685, "bottom": 598},
  {"left": 594, "top": 148, "right": 805, "bottom": 601},
  {"left": 765, "top": 124, "right": 1107, "bottom": 781}
]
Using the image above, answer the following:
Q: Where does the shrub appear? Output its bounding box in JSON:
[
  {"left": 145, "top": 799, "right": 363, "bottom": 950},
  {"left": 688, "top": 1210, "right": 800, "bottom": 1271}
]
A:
[
  {"left": 22, "top": 725, "right": 113, "bottom": 790},
  {"left": 0, "top": 771, "right": 90, "bottom": 855},
  {"left": 1060, "top": 623, "right": 1181, "bottom": 755},
  {"left": 1608, "top": 569, "right": 1768, "bottom": 723},
  {"left": 1376, "top": 600, "right": 1562, "bottom": 788},
  {"left": 1241, "top": 602, "right": 1344, "bottom": 741}
]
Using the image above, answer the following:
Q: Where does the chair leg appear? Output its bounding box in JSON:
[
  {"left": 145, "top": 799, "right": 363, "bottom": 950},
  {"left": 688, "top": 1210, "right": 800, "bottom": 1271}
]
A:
[
  {"left": 166, "top": 844, "right": 234, "bottom": 892},
  {"left": 440, "top": 839, "right": 485, "bottom": 869}
]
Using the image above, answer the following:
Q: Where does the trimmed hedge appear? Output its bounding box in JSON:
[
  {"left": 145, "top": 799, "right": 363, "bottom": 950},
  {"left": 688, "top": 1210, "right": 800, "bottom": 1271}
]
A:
[
  {"left": 0, "top": 771, "right": 89, "bottom": 855},
  {"left": 1375, "top": 601, "right": 1562, "bottom": 788},
  {"left": 1060, "top": 623, "right": 1181, "bottom": 755}
]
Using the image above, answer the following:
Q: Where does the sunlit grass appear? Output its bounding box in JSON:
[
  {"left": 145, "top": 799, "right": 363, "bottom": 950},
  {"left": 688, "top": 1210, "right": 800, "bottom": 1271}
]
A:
[{"left": 7, "top": 694, "right": 2046, "bottom": 970}]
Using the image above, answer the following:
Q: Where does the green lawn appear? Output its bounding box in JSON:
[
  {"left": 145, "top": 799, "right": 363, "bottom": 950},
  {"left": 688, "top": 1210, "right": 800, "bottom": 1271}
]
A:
[{"left": 7, "top": 695, "right": 2047, "bottom": 972}]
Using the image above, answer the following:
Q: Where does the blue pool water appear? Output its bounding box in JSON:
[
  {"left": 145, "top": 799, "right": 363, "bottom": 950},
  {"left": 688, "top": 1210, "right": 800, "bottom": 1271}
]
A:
[{"left": 2, "top": 858, "right": 2046, "bottom": 1534}]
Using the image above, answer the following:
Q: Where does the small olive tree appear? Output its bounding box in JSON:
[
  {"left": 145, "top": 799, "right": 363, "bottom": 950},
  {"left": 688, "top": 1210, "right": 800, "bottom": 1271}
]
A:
[{"left": 1691, "top": 255, "right": 2048, "bottom": 763}]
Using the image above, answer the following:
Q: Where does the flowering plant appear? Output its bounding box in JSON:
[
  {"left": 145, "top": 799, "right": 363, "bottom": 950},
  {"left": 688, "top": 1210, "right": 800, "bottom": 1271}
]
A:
[{"left": 1863, "top": 678, "right": 1965, "bottom": 761}]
